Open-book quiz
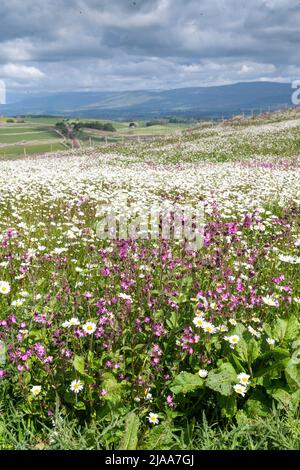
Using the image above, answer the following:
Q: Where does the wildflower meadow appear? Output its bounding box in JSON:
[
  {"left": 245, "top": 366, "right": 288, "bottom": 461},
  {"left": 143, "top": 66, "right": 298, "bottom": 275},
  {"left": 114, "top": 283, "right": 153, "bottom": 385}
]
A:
[{"left": 0, "top": 111, "right": 299, "bottom": 450}]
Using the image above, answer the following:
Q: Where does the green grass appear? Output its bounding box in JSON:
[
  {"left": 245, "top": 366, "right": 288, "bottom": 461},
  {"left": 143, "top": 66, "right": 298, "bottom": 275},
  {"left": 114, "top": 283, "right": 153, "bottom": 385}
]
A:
[
  {"left": 0, "top": 131, "right": 59, "bottom": 144},
  {"left": 21, "top": 116, "right": 64, "bottom": 125},
  {"left": 0, "top": 127, "right": 43, "bottom": 134},
  {"left": 0, "top": 121, "right": 65, "bottom": 157},
  {"left": 0, "top": 142, "right": 67, "bottom": 158},
  {"left": 0, "top": 405, "right": 298, "bottom": 450}
]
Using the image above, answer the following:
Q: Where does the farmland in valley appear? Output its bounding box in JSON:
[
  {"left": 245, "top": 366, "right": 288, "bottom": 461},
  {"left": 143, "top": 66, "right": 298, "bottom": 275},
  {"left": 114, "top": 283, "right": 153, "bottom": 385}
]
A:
[{"left": 0, "top": 116, "right": 192, "bottom": 159}]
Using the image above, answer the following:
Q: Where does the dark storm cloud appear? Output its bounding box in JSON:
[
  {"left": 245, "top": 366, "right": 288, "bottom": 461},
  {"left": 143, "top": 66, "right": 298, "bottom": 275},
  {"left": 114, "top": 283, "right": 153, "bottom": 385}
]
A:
[{"left": 0, "top": 0, "right": 299, "bottom": 94}]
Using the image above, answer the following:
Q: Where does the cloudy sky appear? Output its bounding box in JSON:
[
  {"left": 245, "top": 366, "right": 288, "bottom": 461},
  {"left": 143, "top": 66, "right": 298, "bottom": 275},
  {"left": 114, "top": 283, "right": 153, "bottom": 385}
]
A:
[{"left": 0, "top": 0, "right": 299, "bottom": 99}]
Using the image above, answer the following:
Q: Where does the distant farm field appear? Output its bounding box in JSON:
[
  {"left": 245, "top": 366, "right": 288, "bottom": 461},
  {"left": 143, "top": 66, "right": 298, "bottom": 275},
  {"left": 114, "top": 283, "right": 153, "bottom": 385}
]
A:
[
  {"left": 0, "top": 120, "right": 68, "bottom": 157},
  {"left": 0, "top": 131, "right": 59, "bottom": 144},
  {"left": 0, "top": 117, "right": 192, "bottom": 158}
]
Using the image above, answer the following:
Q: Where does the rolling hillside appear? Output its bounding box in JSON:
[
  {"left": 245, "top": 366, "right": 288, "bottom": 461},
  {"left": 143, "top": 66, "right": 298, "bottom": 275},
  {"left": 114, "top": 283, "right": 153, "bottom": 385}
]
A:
[{"left": 1, "top": 82, "right": 292, "bottom": 119}]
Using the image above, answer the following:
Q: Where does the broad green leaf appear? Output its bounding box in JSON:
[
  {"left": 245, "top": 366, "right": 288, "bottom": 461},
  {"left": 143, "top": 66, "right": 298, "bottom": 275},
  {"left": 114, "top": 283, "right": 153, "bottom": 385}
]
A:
[
  {"left": 206, "top": 362, "right": 237, "bottom": 396},
  {"left": 286, "top": 315, "right": 300, "bottom": 342},
  {"left": 271, "top": 318, "right": 288, "bottom": 342},
  {"left": 119, "top": 412, "right": 140, "bottom": 450},
  {"left": 141, "top": 423, "right": 175, "bottom": 450},
  {"left": 170, "top": 372, "right": 204, "bottom": 395},
  {"left": 253, "top": 348, "right": 290, "bottom": 378},
  {"left": 216, "top": 394, "right": 237, "bottom": 418},
  {"left": 246, "top": 338, "right": 260, "bottom": 364},
  {"left": 28, "top": 329, "right": 43, "bottom": 340},
  {"left": 244, "top": 389, "right": 272, "bottom": 417},
  {"left": 73, "top": 355, "right": 85, "bottom": 375},
  {"left": 270, "top": 388, "right": 292, "bottom": 408},
  {"left": 102, "top": 372, "right": 126, "bottom": 403},
  {"left": 285, "top": 360, "right": 300, "bottom": 391},
  {"left": 64, "top": 391, "right": 75, "bottom": 404},
  {"left": 291, "top": 389, "right": 300, "bottom": 406},
  {"left": 74, "top": 400, "right": 86, "bottom": 410},
  {"left": 230, "top": 353, "right": 244, "bottom": 373},
  {"left": 22, "top": 371, "right": 31, "bottom": 385},
  {"left": 235, "top": 410, "right": 249, "bottom": 425},
  {"left": 235, "top": 336, "right": 249, "bottom": 363}
]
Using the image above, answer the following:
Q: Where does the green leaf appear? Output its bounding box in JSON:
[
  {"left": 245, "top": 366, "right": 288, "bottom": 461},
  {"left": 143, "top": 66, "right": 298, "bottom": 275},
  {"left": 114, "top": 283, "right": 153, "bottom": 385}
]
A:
[
  {"left": 285, "top": 360, "right": 300, "bottom": 391},
  {"left": 22, "top": 371, "right": 31, "bottom": 385},
  {"left": 291, "top": 389, "right": 300, "bottom": 406},
  {"left": 265, "top": 316, "right": 300, "bottom": 344},
  {"left": 246, "top": 338, "right": 260, "bottom": 364},
  {"left": 206, "top": 362, "right": 237, "bottom": 396},
  {"left": 216, "top": 394, "right": 237, "bottom": 419},
  {"left": 230, "top": 353, "right": 244, "bottom": 373},
  {"left": 0, "top": 341, "right": 7, "bottom": 366},
  {"left": 271, "top": 318, "right": 288, "bottom": 342},
  {"left": 118, "top": 412, "right": 140, "bottom": 450},
  {"left": 141, "top": 423, "right": 175, "bottom": 450},
  {"left": 244, "top": 389, "right": 272, "bottom": 417},
  {"left": 74, "top": 400, "right": 86, "bottom": 410},
  {"left": 286, "top": 316, "right": 300, "bottom": 342},
  {"left": 270, "top": 388, "right": 292, "bottom": 408},
  {"left": 28, "top": 329, "right": 43, "bottom": 340},
  {"left": 170, "top": 372, "right": 204, "bottom": 395},
  {"left": 64, "top": 391, "right": 75, "bottom": 404},
  {"left": 235, "top": 336, "right": 249, "bottom": 363},
  {"left": 231, "top": 324, "right": 260, "bottom": 365},
  {"left": 102, "top": 372, "right": 126, "bottom": 403},
  {"left": 73, "top": 355, "right": 85, "bottom": 375},
  {"left": 235, "top": 410, "right": 249, "bottom": 425},
  {"left": 166, "top": 311, "right": 178, "bottom": 329},
  {"left": 253, "top": 348, "right": 290, "bottom": 378}
]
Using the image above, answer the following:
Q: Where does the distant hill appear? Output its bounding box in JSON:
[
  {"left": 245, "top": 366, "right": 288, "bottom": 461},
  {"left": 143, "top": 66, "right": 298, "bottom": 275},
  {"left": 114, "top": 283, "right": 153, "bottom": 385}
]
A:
[{"left": 0, "top": 82, "right": 292, "bottom": 119}]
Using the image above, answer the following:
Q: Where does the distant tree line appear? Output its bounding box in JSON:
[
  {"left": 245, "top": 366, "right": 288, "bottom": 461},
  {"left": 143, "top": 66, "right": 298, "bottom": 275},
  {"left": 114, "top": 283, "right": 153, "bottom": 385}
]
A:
[
  {"left": 145, "top": 117, "right": 196, "bottom": 126},
  {"left": 73, "top": 121, "right": 116, "bottom": 132},
  {"left": 145, "top": 120, "right": 165, "bottom": 127},
  {"left": 55, "top": 121, "right": 116, "bottom": 140}
]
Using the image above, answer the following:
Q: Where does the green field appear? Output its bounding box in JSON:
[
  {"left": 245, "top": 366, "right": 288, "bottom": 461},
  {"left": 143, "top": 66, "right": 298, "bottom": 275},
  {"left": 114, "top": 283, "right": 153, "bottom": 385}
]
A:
[
  {"left": 0, "top": 116, "right": 192, "bottom": 157},
  {"left": 0, "top": 119, "right": 68, "bottom": 157},
  {"left": 0, "top": 142, "right": 67, "bottom": 158},
  {"left": 0, "top": 131, "right": 59, "bottom": 145},
  {"left": 0, "top": 127, "right": 42, "bottom": 134}
]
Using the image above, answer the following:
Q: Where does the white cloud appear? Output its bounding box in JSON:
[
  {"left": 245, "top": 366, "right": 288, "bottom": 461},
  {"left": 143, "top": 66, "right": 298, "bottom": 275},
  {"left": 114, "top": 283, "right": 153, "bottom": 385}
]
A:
[
  {"left": 1, "top": 63, "right": 44, "bottom": 79},
  {"left": 0, "top": 0, "right": 297, "bottom": 94}
]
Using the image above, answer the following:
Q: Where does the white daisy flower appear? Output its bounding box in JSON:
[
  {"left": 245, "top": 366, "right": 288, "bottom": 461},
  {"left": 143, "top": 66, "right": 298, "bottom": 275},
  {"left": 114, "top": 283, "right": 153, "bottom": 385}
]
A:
[
  {"left": 226, "top": 335, "right": 240, "bottom": 345},
  {"left": 202, "top": 322, "right": 216, "bottom": 334},
  {"left": 147, "top": 412, "right": 159, "bottom": 425},
  {"left": 31, "top": 385, "right": 42, "bottom": 396},
  {"left": 237, "top": 372, "right": 250, "bottom": 386},
  {"left": 82, "top": 321, "right": 97, "bottom": 335},
  {"left": 0, "top": 281, "right": 11, "bottom": 295},
  {"left": 192, "top": 316, "right": 205, "bottom": 328},
  {"left": 233, "top": 384, "right": 247, "bottom": 397},
  {"left": 70, "top": 379, "right": 83, "bottom": 394}
]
